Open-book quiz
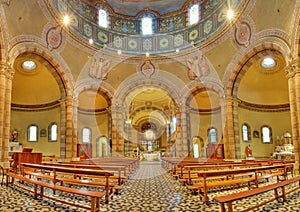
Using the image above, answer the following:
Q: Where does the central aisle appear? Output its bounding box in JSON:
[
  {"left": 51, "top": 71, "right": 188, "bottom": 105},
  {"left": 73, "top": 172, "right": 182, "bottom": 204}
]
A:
[{"left": 103, "top": 161, "right": 218, "bottom": 211}]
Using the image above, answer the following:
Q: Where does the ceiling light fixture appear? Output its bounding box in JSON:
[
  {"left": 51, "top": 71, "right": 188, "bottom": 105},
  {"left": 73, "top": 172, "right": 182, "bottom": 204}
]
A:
[{"left": 227, "top": 9, "right": 234, "bottom": 20}]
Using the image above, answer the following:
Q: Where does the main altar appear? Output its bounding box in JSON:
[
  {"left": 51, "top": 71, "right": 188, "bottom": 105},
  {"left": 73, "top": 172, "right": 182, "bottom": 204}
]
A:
[{"left": 141, "top": 152, "right": 160, "bottom": 161}]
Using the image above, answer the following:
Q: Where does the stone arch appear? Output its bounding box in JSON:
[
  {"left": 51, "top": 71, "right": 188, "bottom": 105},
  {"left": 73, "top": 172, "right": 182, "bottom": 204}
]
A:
[
  {"left": 182, "top": 78, "right": 225, "bottom": 103},
  {"left": 289, "top": 2, "right": 300, "bottom": 59},
  {"left": 74, "top": 79, "right": 115, "bottom": 102},
  {"left": 223, "top": 34, "right": 291, "bottom": 97},
  {"left": 7, "top": 37, "right": 74, "bottom": 96},
  {"left": 113, "top": 74, "right": 181, "bottom": 109}
]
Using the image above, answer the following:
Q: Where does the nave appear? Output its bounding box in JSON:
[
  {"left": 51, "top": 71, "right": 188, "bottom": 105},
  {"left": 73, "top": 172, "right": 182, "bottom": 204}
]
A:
[{"left": 0, "top": 161, "right": 300, "bottom": 212}]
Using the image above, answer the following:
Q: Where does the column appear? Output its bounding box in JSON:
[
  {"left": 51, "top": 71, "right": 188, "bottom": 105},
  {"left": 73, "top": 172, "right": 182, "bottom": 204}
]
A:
[
  {"left": 4, "top": 66, "right": 13, "bottom": 163},
  {"left": 0, "top": 62, "right": 14, "bottom": 162},
  {"left": 175, "top": 107, "right": 181, "bottom": 157},
  {"left": 179, "top": 105, "right": 189, "bottom": 157},
  {"left": 0, "top": 63, "right": 7, "bottom": 161},
  {"left": 65, "top": 95, "right": 74, "bottom": 159},
  {"left": 72, "top": 97, "right": 79, "bottom": 158},
  {"left": 111, "top": 103, "right": 123, "bottom": 156},
  {"left": 223, "top": 96, "right": 240, "bottom": 159},
  {"left": 286, "top": 60, "right": 299, "bottom": 164}
]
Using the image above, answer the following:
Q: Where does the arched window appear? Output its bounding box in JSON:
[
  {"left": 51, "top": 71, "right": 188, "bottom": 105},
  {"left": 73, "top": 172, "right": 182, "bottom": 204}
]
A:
[
  {"left": 141, "top": 17, "right": 153, "bottom": 35},
  {"left": 98, "top": 8, "right": 108, "bottom": 28},
  {"left": 242, "top": 123, "right": 251, "bottom": 141},
  {"left": 28, "top": 124, "right": 38, "bottom": 142},
  {"left": 139, "top": 13, "right": 156, "bottom": 35},
  {"left": 188, "top": 4, "right": 200, "bottom": 25},
  {"left": 82, "top": 127, "right": 92, "bottom": 143},
  {"left": 208, "top": 127, "right": 217, "bottom": 143},
  {"left": 261, "top": 125, "right": 272, "bottom": 143},
  {"left": 48, "top": 122, "right": 58, "bottom": 142}
]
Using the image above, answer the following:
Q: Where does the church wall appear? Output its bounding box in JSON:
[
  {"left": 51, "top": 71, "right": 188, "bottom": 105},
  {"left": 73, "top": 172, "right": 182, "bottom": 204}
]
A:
[
  {"left": 78, "top": 112, "right": 109, "bottom": 157},
  {"left": 238, "top": 108, "right": 291, "bottom": 159},
  {"left": 10, "top": 108, "right": 61, "bottom": 157},
  {"left": 189, "top": 111, "right": 223, "bottom": 144}
]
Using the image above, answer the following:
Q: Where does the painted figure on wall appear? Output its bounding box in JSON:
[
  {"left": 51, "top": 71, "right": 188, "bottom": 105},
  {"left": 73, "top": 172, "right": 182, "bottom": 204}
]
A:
[
  {"left": 89, "top": 57, "right": 111, "bottom": 80},
  {"left": 186, "top": 55, "right": 210, "bottom": 80}
]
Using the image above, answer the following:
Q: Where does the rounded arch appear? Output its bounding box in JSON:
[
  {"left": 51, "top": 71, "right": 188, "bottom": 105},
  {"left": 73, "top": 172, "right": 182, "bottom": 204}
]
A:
[
  {"left": 223, "top": 34, "right": 291, "bottom": 97},
  {"left": 289, "top": 2, "right": 300, "bottom": 59},
  {"left": 182, "top": 78, "right": 225, "bottom": 104},
  {"left": 113, "top": 74, "right": 182, "bottom": 109},
  {"left": 7, "top": 37, "right": 74, "bottom": 97},
  {"left": 74, "top": 79, "right": 115, "bottom": 101}
]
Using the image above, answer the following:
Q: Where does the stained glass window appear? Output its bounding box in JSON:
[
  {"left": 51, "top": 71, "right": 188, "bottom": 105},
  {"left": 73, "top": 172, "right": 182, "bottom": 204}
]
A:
[
  {"left": 141, "top": 17, "right": 153, "bottom": 35},
  {"left": 189, "top": 4, "right": 200, "bottom": 25},
  {"left": 98, "top": 9, "right": 108, "bottom": 28}
]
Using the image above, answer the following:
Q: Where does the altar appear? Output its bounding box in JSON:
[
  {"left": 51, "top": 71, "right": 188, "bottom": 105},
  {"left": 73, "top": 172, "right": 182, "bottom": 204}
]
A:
[
  {"left": 272, "top": 144, "right": 294, "bottom": 160},
  {"left": 141, "top": 152, "right": 160, "bottom": 161}
]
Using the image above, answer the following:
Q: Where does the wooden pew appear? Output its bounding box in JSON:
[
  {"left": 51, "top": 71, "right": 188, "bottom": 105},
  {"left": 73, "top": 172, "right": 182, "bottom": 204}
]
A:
[
  {"left": 70, "top": 158, "right": 139, "bottom": 175},
  {"left": 193, "top": 164, "right": 290, "bottom": 204},
  {"left": 43, "top": 162, "right": 127, "bottom": 186},
  {"left": 6, "top": 172, "right": 104, "bottom": 212},
  {"left": 181, "top": 163, "right": 263, "bottom": 186},
  {"left": 214, "top": 175, "right": 300, "bottom": 212},
  {"left": 16, "top": 163, "right": 114, "bottom": 203}
]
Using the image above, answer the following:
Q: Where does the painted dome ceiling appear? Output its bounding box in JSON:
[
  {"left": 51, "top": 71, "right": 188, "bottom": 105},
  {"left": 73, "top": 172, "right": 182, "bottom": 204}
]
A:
[
  {"left": 47, "top": 0, "right": 246, "bottom": 56},
  {"left": 105, "top": 0, "right": 186, "bottom": 16}
]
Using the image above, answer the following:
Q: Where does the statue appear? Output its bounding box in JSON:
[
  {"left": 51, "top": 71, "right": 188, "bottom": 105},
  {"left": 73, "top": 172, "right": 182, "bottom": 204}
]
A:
[
  {"left": 186, "top": 55, "right": 210, "bottom": 80},
  {"left": 245, "top": 144, "right": 254, "bottom": 159},
  {"left": 89, "top": 57, "right": 111, "bottom": 80}
]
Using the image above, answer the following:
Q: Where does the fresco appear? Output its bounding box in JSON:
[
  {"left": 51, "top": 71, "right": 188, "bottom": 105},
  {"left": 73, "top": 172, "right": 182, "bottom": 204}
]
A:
[{"left": 106, "top": 0, "right": 186, "bottom": 16}]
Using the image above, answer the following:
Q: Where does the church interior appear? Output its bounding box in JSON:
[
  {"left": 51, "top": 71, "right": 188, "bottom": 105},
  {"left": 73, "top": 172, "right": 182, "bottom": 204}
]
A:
[{"left": 0, "top": 0, "right": 300, "bottom": 211}]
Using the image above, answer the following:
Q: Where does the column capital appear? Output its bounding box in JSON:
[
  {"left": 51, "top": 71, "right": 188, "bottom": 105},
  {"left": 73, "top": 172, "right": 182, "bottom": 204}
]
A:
[
  {"left": 225, "top": 95, "right": 240, "bottom": 106},
  {"left": 0, "top": 61, "right": 14, "bottom": 79},
  {"left": 286, "top": 59, "right": 300, "bottom": 79}
]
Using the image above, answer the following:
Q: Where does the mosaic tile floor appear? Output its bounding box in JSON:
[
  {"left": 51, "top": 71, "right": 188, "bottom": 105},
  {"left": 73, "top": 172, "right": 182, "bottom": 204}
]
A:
[{"left": 0, "top": 161, "right": 300, "bottom": 211}]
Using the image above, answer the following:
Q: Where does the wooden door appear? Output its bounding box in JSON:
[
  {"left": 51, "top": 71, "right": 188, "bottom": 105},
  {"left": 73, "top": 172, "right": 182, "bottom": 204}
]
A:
[
  {"left": 77, "top": 143, "right": 92, "bottom": 159},
  {"left": 206, "top": 143, "right": 224, "bottom": 159}
]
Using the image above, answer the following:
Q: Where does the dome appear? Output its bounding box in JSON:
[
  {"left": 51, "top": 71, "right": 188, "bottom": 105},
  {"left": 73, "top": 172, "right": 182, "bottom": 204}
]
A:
[{"left": 47, "top": 0, "right": 246, "bottom": 56}]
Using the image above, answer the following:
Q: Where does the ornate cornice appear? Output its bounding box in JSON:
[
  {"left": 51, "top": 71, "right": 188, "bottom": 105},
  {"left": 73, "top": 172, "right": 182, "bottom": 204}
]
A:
[
  {"left": 238, "top": 100, "right": 290, "bottom": 112},
  {"left": 11, "top": 100, "right": 61, "bottom": 112}
]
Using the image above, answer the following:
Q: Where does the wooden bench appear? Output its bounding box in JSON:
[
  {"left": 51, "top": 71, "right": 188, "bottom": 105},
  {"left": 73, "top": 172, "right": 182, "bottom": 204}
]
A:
[
  {"left": 19, "top": 163, "right": 114, "bottom": 203},
  {"left": 43, "top": 162, "right": 127, "bottom": 186},
  {"left": 193, "top": 164, "right": 289, "bottom": 204},
  {"left": 214, "top": 175, "right": 300, "bottom": 212},
  {"left": 181, "top": 163, "right": 263, "bottom": 186},
  {"left": 6, "top": 172, "right": 105, "bottom": 212}
]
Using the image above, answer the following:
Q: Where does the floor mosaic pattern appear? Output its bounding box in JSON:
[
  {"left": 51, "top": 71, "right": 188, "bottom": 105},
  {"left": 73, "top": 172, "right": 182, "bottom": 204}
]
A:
[{"left": 0, "top": 161, "right": 300, "bottom": 211}]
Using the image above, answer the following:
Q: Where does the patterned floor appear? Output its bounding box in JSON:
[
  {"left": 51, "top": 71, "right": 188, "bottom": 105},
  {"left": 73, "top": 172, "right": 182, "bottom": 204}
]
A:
[{"left": 0, "top": 161, "right": 300, "bottom": 211}]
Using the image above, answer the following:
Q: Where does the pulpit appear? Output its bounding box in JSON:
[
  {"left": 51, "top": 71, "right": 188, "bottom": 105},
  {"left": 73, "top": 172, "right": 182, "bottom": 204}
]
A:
[{"left": 11, "top": 152, "right": 43, "bottom": 173}]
